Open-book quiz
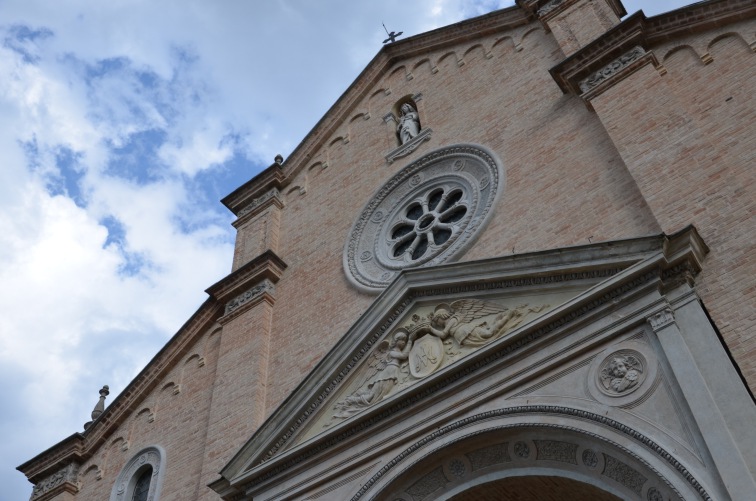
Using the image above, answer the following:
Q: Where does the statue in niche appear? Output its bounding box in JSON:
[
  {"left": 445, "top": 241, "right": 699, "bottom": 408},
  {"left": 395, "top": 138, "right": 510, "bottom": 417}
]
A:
[
  {"left": 600, "top": 354, "right": 643, "bottom": 394},
  {"left": 333, "top": 329, "right": 412, "bottom": 418},
  {"left": 397, "top": 103, "right": 420, "bottom": 144}
]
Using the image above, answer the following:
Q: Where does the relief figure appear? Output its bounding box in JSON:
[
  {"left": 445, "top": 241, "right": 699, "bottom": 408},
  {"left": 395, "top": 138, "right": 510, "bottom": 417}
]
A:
[
  {"left": 331, "top": 299, "right": 549, "bottom": 419},
  {"left": 333, "top": 329, "right": 412, "bottom": 418},
  {"left": 601, "top": 354, "right": 642, "bottom": 394},
  {"left": 420, "top": 300, "right": 546, "bottom": 347}
]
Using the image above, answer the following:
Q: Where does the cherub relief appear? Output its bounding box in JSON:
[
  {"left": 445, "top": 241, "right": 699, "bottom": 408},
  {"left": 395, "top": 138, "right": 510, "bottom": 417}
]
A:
[
  {"left": 333, "top": 329, "right": 412, "bottom": 418},
  {"left": 600, "top": 354, "right": 643, "bottom": 394}
]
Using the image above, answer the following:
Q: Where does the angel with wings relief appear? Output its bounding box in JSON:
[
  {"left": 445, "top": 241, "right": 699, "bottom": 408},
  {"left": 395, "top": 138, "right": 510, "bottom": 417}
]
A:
[
  {"left": 331, "top": 300, "right": 548, "bottom": 420},
  {"left": 332, "top": 329, "right": 412, "bottom": 419},
  {"left": 422, "top": 299, "right": 546, "bottom": 347}
]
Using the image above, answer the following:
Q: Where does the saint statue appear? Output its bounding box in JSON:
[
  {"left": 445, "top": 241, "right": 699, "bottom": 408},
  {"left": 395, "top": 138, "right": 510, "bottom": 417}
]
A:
[{"left": 397, "top": 103, "right": 420, "bottom": 144}]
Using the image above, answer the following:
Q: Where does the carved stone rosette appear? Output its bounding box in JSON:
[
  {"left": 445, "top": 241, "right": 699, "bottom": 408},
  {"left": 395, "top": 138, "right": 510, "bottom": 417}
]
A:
[{"left": 344, "top": 144, "right": 504, "bottom": 292}]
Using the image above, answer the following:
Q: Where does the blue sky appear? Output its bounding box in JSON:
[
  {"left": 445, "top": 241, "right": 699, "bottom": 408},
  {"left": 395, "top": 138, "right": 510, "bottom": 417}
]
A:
[{"left": 0, "top": 1, "right": 692, "bottom": 498}]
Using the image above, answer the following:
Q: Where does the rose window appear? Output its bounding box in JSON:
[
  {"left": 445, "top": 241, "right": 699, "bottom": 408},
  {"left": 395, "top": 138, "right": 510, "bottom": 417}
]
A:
[
  {"left": 344, "top": 144, "right": 504, "bottom": 293},
  {"left": 389, "top": 186, "right": 468, "bottom": 262}
]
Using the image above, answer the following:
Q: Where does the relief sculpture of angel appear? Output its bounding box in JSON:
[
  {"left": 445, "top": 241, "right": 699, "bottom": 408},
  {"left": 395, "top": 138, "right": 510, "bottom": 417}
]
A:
[
  {"left": 332, "top": 329, "right": 412, "bottom": 418},
  {"left": 330, "top": 300, "right": 549, "bottom": 420},
  {"left": 421, "top": 299, "right": 547, "bottom": 347}
]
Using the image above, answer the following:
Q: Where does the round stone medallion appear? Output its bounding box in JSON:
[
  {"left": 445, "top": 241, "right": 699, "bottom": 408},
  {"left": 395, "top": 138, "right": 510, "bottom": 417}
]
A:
[
  {"left": 587, "top": 340, "right": 659, "bottom": 407},
  {"left": 344, "top": 144, "right": 503, "bottom": 292}
]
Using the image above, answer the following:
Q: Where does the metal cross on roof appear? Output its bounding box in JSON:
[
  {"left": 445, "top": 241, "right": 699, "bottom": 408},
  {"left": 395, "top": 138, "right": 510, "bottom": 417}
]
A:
[{"left": 382, "top": 22, "right": 403, "bottom": 44}]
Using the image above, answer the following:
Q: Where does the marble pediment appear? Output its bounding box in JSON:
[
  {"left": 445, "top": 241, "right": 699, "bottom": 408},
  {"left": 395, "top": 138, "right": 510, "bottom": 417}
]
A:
[{"left": 214, "top": 229, "right": 707, "bottom": 496}]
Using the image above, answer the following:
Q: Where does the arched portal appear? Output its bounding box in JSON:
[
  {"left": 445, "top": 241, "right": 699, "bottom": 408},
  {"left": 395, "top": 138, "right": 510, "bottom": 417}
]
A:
[
  {"left": 365, "top": 410, "right": 710, "bottom": 501},
  {"left": 449, "top": 475, "right": 622, "bottom": 500}
]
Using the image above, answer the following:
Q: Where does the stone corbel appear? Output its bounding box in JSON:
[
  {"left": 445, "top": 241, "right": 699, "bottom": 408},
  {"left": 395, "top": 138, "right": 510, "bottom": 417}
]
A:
[{"left": 383, "top": 112, "right": 399, "bottom": 148}]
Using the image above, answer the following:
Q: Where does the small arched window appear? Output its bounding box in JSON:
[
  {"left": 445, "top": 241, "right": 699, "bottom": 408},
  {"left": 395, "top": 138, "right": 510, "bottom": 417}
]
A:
[{"left": 110, "top": 446, "right": 165, "bottom": 501}]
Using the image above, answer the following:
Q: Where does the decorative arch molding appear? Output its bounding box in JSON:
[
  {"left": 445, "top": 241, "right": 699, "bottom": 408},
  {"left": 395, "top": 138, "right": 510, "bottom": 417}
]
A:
[
  {"left": 662, "top": 44, "right": 704, "bottom": 63},
  {"left": 357, "top": 406, "right": 712, "bottom": 501},
  {"left": 110, "top": 445, "right": 166, "bottom": 501}
]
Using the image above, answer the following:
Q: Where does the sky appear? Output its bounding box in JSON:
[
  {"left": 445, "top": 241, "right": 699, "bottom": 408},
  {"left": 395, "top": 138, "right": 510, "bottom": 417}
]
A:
[{"left": 1, "top": 0, "right": 693, "bottom": 498}]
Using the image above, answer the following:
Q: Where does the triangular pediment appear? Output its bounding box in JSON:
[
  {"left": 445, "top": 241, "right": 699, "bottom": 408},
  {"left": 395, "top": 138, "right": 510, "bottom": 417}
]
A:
[
  {"left": 297, "top": 288, "right": 575, "bottom": 442},
  {"left": 214, "top": 229, "right": 706, "bottom": 496}
]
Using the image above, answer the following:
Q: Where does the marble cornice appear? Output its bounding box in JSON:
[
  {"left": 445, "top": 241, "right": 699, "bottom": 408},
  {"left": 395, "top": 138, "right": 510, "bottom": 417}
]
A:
[
  {"left": 549, "top": 0, "right": 756, "bottom": 96},
  {"left": 16, "top": 435, "right": 85, "bottom": 483}
]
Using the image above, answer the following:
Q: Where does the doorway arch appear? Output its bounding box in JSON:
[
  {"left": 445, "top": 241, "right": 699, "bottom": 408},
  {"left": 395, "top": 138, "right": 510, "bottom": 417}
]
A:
[{"left": 359, "top": 407, "right": 711, "bottom": 501}]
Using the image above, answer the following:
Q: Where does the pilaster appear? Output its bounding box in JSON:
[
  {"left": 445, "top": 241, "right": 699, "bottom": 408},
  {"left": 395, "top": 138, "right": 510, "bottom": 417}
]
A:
[
  {"left": 521, "top": 0, "right": 625, "bottom": 56},
  {"left": 648, "top": 301, "right": 756, "bottom": 499},
  {"left": 199, "top": 287, "right": 277, "bottom": 495}
]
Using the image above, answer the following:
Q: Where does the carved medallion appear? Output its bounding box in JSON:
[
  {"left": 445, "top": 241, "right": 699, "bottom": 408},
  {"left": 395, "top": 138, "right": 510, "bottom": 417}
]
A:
[
  {"left": 410, "top": 334, "right": 444, "bottom": 378},
  {"left": 598, "top": 350, "right": 645, "bottom": 396},
  {"left": 587, "top": 340, "right": 659, "bottom": 407},
  {"left": 344, "top": 144, "right": 504, "bottom": 292}
]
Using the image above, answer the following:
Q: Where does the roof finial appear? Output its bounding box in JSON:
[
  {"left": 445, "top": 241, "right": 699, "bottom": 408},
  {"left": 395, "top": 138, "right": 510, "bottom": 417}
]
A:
[
  {"left": 83, "top": 385, "right": 109, "bottom": 430},
  {"left": 382, "top": 22, "right": 403, "bottom": 44},
  {"left": 274, "top": 154, "right": 284, "bottom": 165}
]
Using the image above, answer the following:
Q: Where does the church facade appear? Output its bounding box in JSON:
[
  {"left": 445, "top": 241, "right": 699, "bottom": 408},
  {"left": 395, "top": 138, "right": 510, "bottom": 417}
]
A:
[{"left": 19, "top": 1, "right": 756, "bottom": 500}]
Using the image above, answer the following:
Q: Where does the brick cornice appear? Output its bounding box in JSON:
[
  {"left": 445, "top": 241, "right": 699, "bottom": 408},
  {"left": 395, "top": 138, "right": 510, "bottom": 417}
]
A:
[
  {"left": 549, "top": 0, "right": 756, "bottom": 95},
  {"left": 222, "top": 163, "right": 285, "bottom": 216},
  {"left": 205, "top": 250, "right": 287, "bottom": 303},
  {"left": 17, "top": 299, "right": 224, "bottom": 482}
]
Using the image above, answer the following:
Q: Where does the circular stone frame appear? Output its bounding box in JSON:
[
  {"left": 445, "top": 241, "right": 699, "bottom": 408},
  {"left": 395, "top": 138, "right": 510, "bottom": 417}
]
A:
[
  {"left": 587, "top": 340, "right": 659, "bottom": 407},
  {"left": 344, "top": 144, "right": 504, "bottom": 292}
]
